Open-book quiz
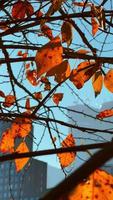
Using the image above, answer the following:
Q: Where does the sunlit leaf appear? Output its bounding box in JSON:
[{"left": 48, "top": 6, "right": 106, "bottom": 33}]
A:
[
  {"left": 41, "top": 24, "right": 53, "bottom": 40},
  {"left": 57, "top": 133, "right": 76, "bottom": 168},
  {"left": 3, "top": 95, "right": 15, "bottom": 107},
  {"left": 70, "top": 61, "right": 99, "bottom": 89},
  {"left": 64, "top": 169, "right": 113, "bottom": 200},
  {"left": 11, "top": 117, "right": 32, "bottom": 138},
  {"left": 104, "top": 69, "right": 113, "bottom": 93},
  {"left": 61, "top": 21, "right": 73, "bottom": 46},
  {"left": 35, "top": 36, "right": 63, "bottom": 78},
  {"left": 47, "top": 60, "right": 71, "bottom": 83},
  {"left": 0, "top": 129, "right": 14, "bottom": 153},
  {"left": 34, "top": 92, "right": 42, "bottom": 100},
  {"left": 91, "top": 16, "right": 99, "bottom": 36},
  {"left": 96, "top": 109, "right": 113, "bottom": 119},
  {"left": 92, "top": 70, "right": 103, "bottom": 97},
  {"left": 52, "top": 93, "right": 63, "bottom": 105},
  {"left": 12, "top": 0, "right": 34, "bottom": 19},
  {"left": 15, "top": 142, "right": 30, "bottom": 172},
  {"left": 26, "top": 69, "right": 38, "bottom": 86}
]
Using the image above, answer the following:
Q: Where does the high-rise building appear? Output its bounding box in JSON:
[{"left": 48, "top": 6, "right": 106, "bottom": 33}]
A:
[
  {"left": 0, "top": 120, "right": 47, "bottom": 200},
  {"left": 68, "top": 102, "right": 113, "bottom": 173}
]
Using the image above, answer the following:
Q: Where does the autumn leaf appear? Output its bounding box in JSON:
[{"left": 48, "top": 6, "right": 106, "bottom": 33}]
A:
[
  {"left": 104, "top": 69, "right": 113, "bottom": 93},
  {"left": 11, "top": 117, "right": 32, "bottom": 138},
  {"left": 12, "top": 0, "right": 34, "bottom": 19},
  {"left": 76, "top": 49, "right": 90, "bottom": 54},
  {"left": 34, "top": 92, "right": 42, "bottom": 100},
  {"left": 25, "top": 98, "right": 30, "bottom": 111},
  {"left": 70, "top": 61, "right": 99, "bottom": 89},
  {"left": 92, "top": 70, "right": 103, "bottom": 97},
  {"left": 73, "top": 2, "right": 91, "bottom": 7},
  {"left": 0, "top": 90, "right": 5, "bottom": 98},
  {"left": 47, "top": 60, "right": 71, "bottom": 83},
  {"left": 64, "top": 169, "right": 113, "bottom": 200},
  {"left": 96, "top": 109, "right": 113, "bottom": 119},
  {"left": 52, "top": 93, "right": 63, "bottom": 105},
  {"left": 0, "top": 129, "right": 14, "bottom": 153},
  {"left": 41, "top": 24, "right": 53, "bottom": 40},
  {"left": 15, "top": 142, "right": 30, "bottom": 172},
  {"left": 61, "top": 21, "right": 73, "bottom": 46},
  {"left": 44, "top": 82, "right": 51, "bottom": 91},
  {"left": 57, "top": 133, "right": 76, "bottom": 168},
  {"left": 91, "top": 16, "right": 99, "bottom": 36},
  {"left": 3, "top": 95, "right": 15, "bottom": 107},
  {"left": 35, "top": 36, "right": 63, "bottom": 79},
  {"left": 26, "top": 69, "right": 38, "bottom": 86}
]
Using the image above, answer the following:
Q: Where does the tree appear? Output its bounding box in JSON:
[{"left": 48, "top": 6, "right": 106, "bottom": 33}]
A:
[{"left": 0, "top": 0, "right": 113, "bottom": 199}]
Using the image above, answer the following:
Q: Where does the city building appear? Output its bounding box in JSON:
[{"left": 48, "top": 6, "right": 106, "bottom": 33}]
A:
[
  {"left": 0, "top": 120, "right": 47, "bottom": 200},
  {"left": 68, "top": 101, "right": 113, "bottom": 173}
]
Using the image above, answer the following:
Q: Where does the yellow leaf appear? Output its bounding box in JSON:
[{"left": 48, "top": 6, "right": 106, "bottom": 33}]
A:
[
  {"left": 15, "top": 142, "right": 29, "bottom": 172},
  {"left": 64, "top": 169, "right": 113, "bottom": 200},
  {"left": 35, "top": 36, "right": 63, "bottom": 78},
  {"left": 92, "top": 70, "right": 103, "bottom": 97},
  {"left": 57, "top": 134, "right": 76, "bottom": 168},
  {"left": 61, "top": 21, "right": 73, "bottom": 46},
  {"left": 104, "top": 69, "right": 113, "bottom": 93}
]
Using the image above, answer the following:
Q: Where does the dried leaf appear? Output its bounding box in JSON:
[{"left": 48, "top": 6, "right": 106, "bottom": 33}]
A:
[
  {"left": 34, "top": 92, "right": 42, "bottom": 100},
  {"left": 25, "top": 98, "right": 30, "bottom": 110},
  {"left": 41, "top": 24, "right": 53, "bottom": 40},
  {"left": 44, "top": 82, "right": 51, "bottom": 91},
  {"left": 92, "top": 70, "right": 103, "bottom": 97},
  {"left": 96, "top": 109, "right": 113, "bottom": 119},
  {"left": 52, "top": 93, "right": 63, "bottom": 105},
  {"left": 61, "top": 21, "right": 73, "bottom": 46},
  {"left": 104, "top": 69, "right": 113, "bottom": 93},
  {"left": 35, "top": 36, "right": 63, "bottom": 78},
  {"left": 76, "top": 49, "right": 90, "bottom": 54},
  {"left": 47, "top": 60, "right": 71, "bottom": 83},
  {"left": 3, "top": 95, "right": 15, "bottom": 107},
  {"left": 73, "top": 2, "right": 91, "bottom": 7},
  {"left": 12, "top": 0, "right": 34, "bottom": 19},
  {"left": 0, "top": 129, "right": 14, "bottom": 153},
  {"left": 91, "top": 16, "right": 99, "bottom": 36},
  {"left": 57, "top": 134, "right": 76, "bottom": 168},
  {"left": 65, "top": 169, "right": 113, "bottom": 200},
  {"left": 15, "top": 142, "right": 30, "bottom": 172},
  {"left": 26, "top": 69, "right": 38, "bottom": 86},
  {"left": 0, "top": 90, "right": 5, "bottom": 98},
  {"left": 70, "top": 61, "right": 99, "bottom": 89},
  {"left": 11, "top": 117, "right": 32, "bottom": 138}
]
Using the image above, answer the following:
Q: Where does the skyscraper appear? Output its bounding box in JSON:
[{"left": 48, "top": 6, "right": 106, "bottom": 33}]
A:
[{"left": 0, "top": 120, "right": 47, "bottom": 200}]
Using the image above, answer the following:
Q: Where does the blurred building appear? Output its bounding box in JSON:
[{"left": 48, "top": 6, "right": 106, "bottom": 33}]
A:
[
  {"left": 0, "top": 121, "right": 47, "bottom": 200},
  {"left": 68, "top": 101, "right": 113, "bottom": 173}
]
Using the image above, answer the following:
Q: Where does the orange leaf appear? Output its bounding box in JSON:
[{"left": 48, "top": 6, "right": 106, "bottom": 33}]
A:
[
  {"left": 34, "top": 92, "right": 42, "bottom": 100},
  {"left": 35, "top": 36, "right": 63, "bottom": 79},
  {"left": 91, "top": 16, "right": 99, "bottom": 36},
  {"left": 73, "top": 2, "right": 91, "bottom": 7},
  {"left": 65, "top": 169, "right": 113, "bottom": 200},
  {"left": 0, "top": 129, "right": 14, "bottom": 153},
  {"left": 15, "top": 142, "right": 30, "bottom": 172},
  {"left": 0, "top": 90, "right": 5, "bottom": 98},
  {"left": 52, "top": 93, "right": 63, "bottom": 105},
  {"left": 11, "top": 117, "right": 32, "bottom": 138},
  {"left": 3, "top": 95, "right": 15, "bottom": 107},
  {"left": 104, "top": 69, "right": 113, "bottom": 93},
  {"left": 70, "top": 61, "right": 99, "bottom": 89},
  {"left": 26, "top": 69, "right": 38, "bottom": 86},
  {"left": 41, "top": 24, "right": 53, "bottom": 40},
  {"left": 25, "top": 98, "right": 30, "bottom": 110},
  {"left": 61, "top": 21, "right": 72, "bottom": 46},
  {"left": 12, "top": 0, "right": 34, "bottom": 19},
  {"left": 96, "top": 109, "right": 113, "bottom": 119},
  {"left": 44, "top": 82, "right": 51, "bottom": 91},
  {"left": 36, "top": 10, "right": 43, "bottom": 18},
  {"left": 92, "top": 70, "right": 103, "bottom": 97},
  {"left": 76, "top": 49, "right": 90, "bottom": 54},
  {"left": 57, "top": 133, "right": 76, "bottom": 168},
  {"left": 47, "top": 60, "right": 71, "bottom": 83}
]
